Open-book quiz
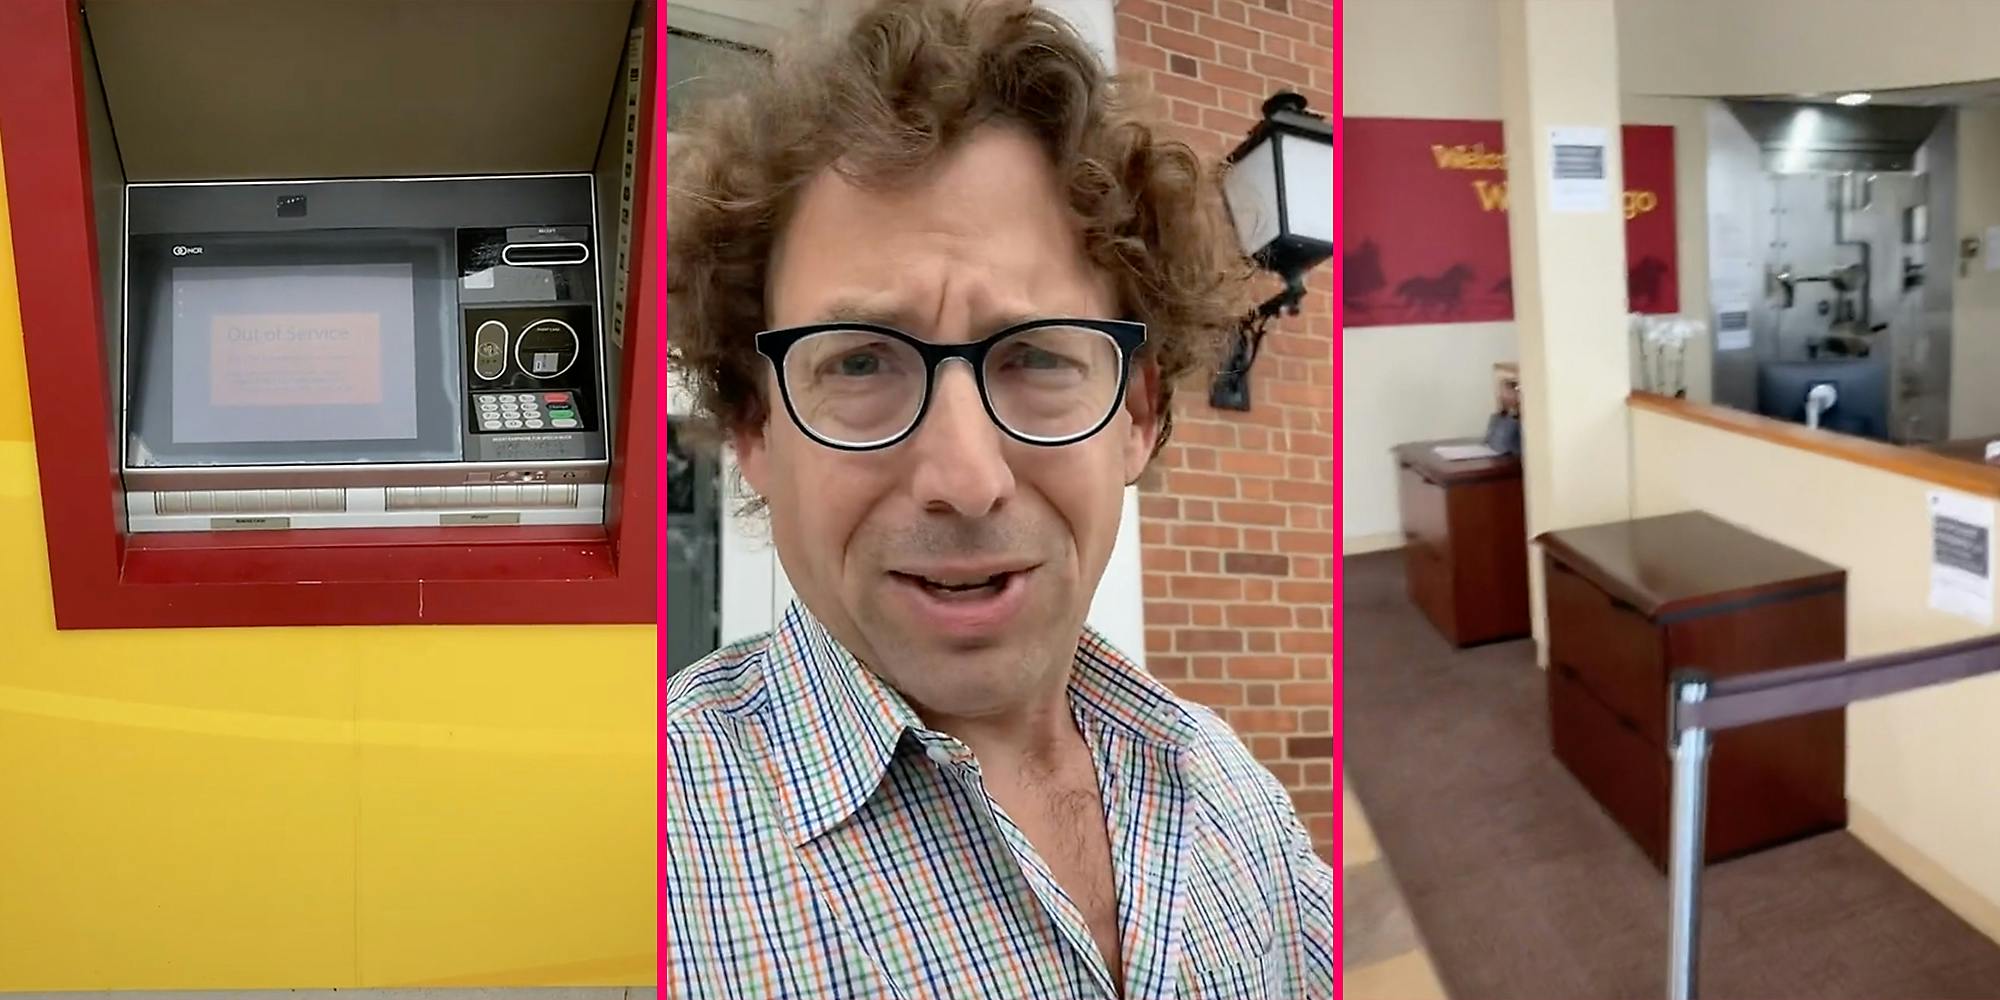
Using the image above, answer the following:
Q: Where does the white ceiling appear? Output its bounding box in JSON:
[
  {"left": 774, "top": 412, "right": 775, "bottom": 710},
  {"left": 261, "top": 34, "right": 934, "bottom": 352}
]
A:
[{"left": 1760, "top": 79, "right": 2000, "bottom": 109}]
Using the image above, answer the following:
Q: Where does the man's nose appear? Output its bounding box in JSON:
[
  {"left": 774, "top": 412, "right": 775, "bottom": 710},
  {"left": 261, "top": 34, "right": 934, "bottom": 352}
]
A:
[{"left": 907, "top": 363, "right": 1014, "bottom": 518}]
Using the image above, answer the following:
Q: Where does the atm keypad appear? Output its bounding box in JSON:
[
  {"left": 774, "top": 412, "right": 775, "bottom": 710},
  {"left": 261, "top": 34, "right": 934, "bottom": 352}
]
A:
[{"left": 474, "top": 392, "right": 582, "bottom": 433}]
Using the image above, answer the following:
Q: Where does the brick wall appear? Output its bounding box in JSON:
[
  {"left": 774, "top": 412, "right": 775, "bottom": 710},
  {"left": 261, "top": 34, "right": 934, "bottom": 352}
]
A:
[{"left": 1112, "top": 0, "right": 1338, "bottom": 863}]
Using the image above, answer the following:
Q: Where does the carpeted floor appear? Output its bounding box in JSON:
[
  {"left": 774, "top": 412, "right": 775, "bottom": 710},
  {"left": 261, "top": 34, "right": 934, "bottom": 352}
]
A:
[{"left": 1342, "top": 550, "right": 2000, "bottom": 1000}]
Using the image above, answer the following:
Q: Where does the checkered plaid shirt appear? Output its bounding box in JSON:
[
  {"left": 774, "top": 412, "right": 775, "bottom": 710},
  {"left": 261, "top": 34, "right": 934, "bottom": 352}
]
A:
[{"left": 665, "top": 602, "right": 1335, "bottom": 999}]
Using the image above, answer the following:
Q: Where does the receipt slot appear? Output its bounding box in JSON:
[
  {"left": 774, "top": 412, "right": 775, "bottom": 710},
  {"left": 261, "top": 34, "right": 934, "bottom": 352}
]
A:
[{"left": 0, "top": 0, "right": 657, "bottom": 627}]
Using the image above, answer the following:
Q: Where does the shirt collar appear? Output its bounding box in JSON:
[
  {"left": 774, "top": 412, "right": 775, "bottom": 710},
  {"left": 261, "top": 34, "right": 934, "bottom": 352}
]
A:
[
  {"left": 757, "top": 600, "right": 1200, "bottom": 845},
  {"left": 1067, "top": 626, "right": 1203, "bottom": 750}
]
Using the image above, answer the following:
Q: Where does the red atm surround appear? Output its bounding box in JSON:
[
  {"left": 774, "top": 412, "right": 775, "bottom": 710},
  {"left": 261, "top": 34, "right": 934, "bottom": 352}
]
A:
[{"left": 0, "top": 0, "right": 658, "bottom": 628}]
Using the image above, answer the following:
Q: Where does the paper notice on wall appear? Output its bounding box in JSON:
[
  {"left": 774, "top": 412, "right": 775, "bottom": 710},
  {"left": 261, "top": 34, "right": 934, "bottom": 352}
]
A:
[
  {"left": 1985, "top": 226, "right": 2000, "bottom": 272},
  {"left": 1548, "top": 126, "right": 1611, "bottom": 213},
  {"left": 1714, "top": 302, "right": 1752, "bottom": 351},
  {"left": 1929, "top": 489, "right": 1995, "bottom": 625}
]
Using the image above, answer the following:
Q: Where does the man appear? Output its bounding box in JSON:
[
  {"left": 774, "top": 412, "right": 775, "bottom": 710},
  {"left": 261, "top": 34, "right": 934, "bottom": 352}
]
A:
[{"left": 664, "top": 1, "right": 1334, "bottom": 996}]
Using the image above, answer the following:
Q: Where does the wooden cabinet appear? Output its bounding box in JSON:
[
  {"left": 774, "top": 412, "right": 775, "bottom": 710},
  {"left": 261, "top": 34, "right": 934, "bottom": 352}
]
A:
[
  {"left": 1394, "top": 440, "right": 1529, "bottom": 646},
  {"left": 1540, "top": 512, "right": 1849, "bottom": 870}
]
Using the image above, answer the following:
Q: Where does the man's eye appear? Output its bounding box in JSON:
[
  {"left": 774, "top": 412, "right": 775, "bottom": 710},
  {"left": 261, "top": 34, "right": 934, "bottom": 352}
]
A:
[
  {"left": 999, "top": 344, "right": 1084, "bottom": 373},
  {"left": 836, "top": 352, "right": 883, "bottom": 376},
  {"left": 815, "top": 349, "right": 896, "bottom": 379},
  {"left": 1012, "top": 348, "right": 1067, "bottom": 370}
]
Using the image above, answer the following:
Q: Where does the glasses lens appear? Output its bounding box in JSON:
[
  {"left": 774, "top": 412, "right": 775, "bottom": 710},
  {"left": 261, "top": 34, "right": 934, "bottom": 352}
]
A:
[
  {"left": 782, "top": 329, "right": 927, "bottom": 446},
  {"left": 983, "top": 324, "right": 1124, "bottom": 442}
]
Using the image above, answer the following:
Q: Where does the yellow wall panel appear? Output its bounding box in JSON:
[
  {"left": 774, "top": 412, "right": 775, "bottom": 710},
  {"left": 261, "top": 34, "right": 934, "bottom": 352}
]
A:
[
  {"left": 0, "top": 137, "right": 655, "bottom": 991},
  {"left": 355, "top": 650, "right": 656, "bottom": 986}
]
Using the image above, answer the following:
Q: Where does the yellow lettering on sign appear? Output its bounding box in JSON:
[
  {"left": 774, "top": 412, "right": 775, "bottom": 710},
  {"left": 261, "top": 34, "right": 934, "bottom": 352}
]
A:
[
  {"left": 1430, "top": 143, "right": 1508, "bottom": 171},
  {"left": 1466, "top": 181, "right": 1661, "bottom": 219},
  {"left": 1624, "top": 189, "right": 1659, "bottom": 220}
]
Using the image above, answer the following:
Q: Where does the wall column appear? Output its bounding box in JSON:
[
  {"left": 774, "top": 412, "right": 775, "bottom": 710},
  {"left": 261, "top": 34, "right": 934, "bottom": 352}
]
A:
[
  {"left": 1028, "top": 0, "right": 1149, "bottom": 665},
  {"left": 1498, "top": 0, "right": 1634, "bottom": 662},
  {"left": 1036, "top": 0, "right": 1117, "bottom": 71}
]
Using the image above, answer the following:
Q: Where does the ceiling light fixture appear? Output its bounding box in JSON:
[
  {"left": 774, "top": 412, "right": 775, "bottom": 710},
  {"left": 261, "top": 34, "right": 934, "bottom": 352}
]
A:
[{"left": 1835, "top": 92, "right": 1873, "bottom": 106}]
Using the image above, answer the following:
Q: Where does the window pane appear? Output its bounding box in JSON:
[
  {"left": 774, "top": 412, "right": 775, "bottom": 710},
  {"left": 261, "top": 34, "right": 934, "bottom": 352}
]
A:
[
  {"left": 666, "top": 417, "right": 720, "bottom": 675},
  {"left": 665, "top": 30, "right": 761, "bottom": 127}
]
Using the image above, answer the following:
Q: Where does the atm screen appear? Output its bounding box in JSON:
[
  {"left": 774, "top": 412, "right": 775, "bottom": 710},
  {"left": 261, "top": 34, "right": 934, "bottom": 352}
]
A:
[{"left": 169, "top": 264, "right": 421, "bottom": 444}]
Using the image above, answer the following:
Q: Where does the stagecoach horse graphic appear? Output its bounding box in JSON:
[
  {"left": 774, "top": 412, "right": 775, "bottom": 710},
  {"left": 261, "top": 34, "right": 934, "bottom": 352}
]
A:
[
  {"left": 1394, "top": 264, "right": 1475, "bottom": 318},
  {"left": 1344, "top": 240, "right": 1386, "bottom": 311},
  {"left": 1628, "top": 255, "right": 1670, "bottom": 311}
]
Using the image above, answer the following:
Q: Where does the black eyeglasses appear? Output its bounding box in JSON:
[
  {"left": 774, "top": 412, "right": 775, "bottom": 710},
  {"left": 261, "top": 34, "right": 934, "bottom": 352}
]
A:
[{"left": 753, "top": 318, "right": 1147, "bottom": 451}]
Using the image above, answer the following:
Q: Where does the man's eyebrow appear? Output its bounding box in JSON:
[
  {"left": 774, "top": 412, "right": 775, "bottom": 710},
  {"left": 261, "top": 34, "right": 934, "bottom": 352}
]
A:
[
  {"left": 985, "top": 309, "right": 1047, "bottom": 331},
  {"left": 812, "top": 302, "right": 1054, "bottom": 335},
  {"left": 814, "top": 301, "right": 909, "bottom": 327}
]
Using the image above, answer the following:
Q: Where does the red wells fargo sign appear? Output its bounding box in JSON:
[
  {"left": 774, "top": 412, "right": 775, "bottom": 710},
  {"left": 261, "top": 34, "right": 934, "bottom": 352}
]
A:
[{"left": 1342, "top": 118, "right": 1679, "bottom": 328}]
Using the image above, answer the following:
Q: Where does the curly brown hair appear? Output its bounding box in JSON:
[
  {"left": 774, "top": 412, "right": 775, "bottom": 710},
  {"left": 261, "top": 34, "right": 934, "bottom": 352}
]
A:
[{"left": 666, "top": 0, "right": 1248, "bottom": 460}]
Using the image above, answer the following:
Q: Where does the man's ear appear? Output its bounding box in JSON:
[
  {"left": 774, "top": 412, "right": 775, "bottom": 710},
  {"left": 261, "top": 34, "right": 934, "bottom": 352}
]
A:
[
  {"left": 732, "top": 407, "right": 772, "bottom": 498},
  {"left": 1122, "top": 360, "right": 1162, "bottom": 484}
]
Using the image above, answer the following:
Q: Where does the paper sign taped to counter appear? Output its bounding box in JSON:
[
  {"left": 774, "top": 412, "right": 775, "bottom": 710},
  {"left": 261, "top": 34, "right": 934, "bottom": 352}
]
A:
[{"left": 1929, "top": 489, "right": 1994, "bottom": 625}]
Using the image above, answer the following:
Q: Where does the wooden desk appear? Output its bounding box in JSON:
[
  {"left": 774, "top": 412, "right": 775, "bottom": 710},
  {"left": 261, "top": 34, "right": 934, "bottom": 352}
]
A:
[
  {"left": 1394, "top": 440, "right": 1529, "bottom": 646},
  {"left": 1539, "top": 512, "right": 1848, "bottom": 870}
]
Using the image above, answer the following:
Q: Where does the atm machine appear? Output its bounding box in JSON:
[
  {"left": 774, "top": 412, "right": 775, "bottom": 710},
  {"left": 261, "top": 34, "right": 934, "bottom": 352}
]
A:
[
  {"left": 119, "top": 175, "right": 612, "bottom": 531},
  {"left": 2, "top": 0, "right": 655, "bottom": 631}
]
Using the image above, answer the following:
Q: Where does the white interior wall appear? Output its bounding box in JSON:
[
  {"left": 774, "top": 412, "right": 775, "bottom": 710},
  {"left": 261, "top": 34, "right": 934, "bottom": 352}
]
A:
[{"left": 1342, "top": 0, "right": 1714, "bottom": 551}]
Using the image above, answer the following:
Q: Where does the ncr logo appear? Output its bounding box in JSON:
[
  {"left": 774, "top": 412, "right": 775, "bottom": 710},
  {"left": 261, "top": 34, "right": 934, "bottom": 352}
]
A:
[{"left": 276, "top": 194, "right": 308, "bottom": 218}]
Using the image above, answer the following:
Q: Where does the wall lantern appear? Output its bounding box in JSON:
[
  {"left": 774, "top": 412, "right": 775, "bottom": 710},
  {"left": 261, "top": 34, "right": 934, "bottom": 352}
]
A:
[{"left": 1211, "top": 91, "right": 1335, "bottom": 411}]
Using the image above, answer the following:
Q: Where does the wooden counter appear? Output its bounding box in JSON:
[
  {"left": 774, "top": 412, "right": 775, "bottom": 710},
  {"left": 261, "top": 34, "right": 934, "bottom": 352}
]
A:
[
  {"left": 1539, "top": 511, "right": 1848, "bottom": 870},
  {"left": 1922, "top": 437, "right": 2000, "bottom": 466},
  {"left": 1394, "top": 440, "right": 1530, "bottom": 646},
  {"left": 1630, "top": 392, "right": 2000, "bottom": 499}
]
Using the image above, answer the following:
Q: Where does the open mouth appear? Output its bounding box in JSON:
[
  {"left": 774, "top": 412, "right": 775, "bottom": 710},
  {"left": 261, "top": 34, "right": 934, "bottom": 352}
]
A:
[
  {"left": 887, "top": 564, "right": 1037, "bottom": 635},
  {"left": 892, "top": 570, "right": 1019, "bottom": 601}
]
